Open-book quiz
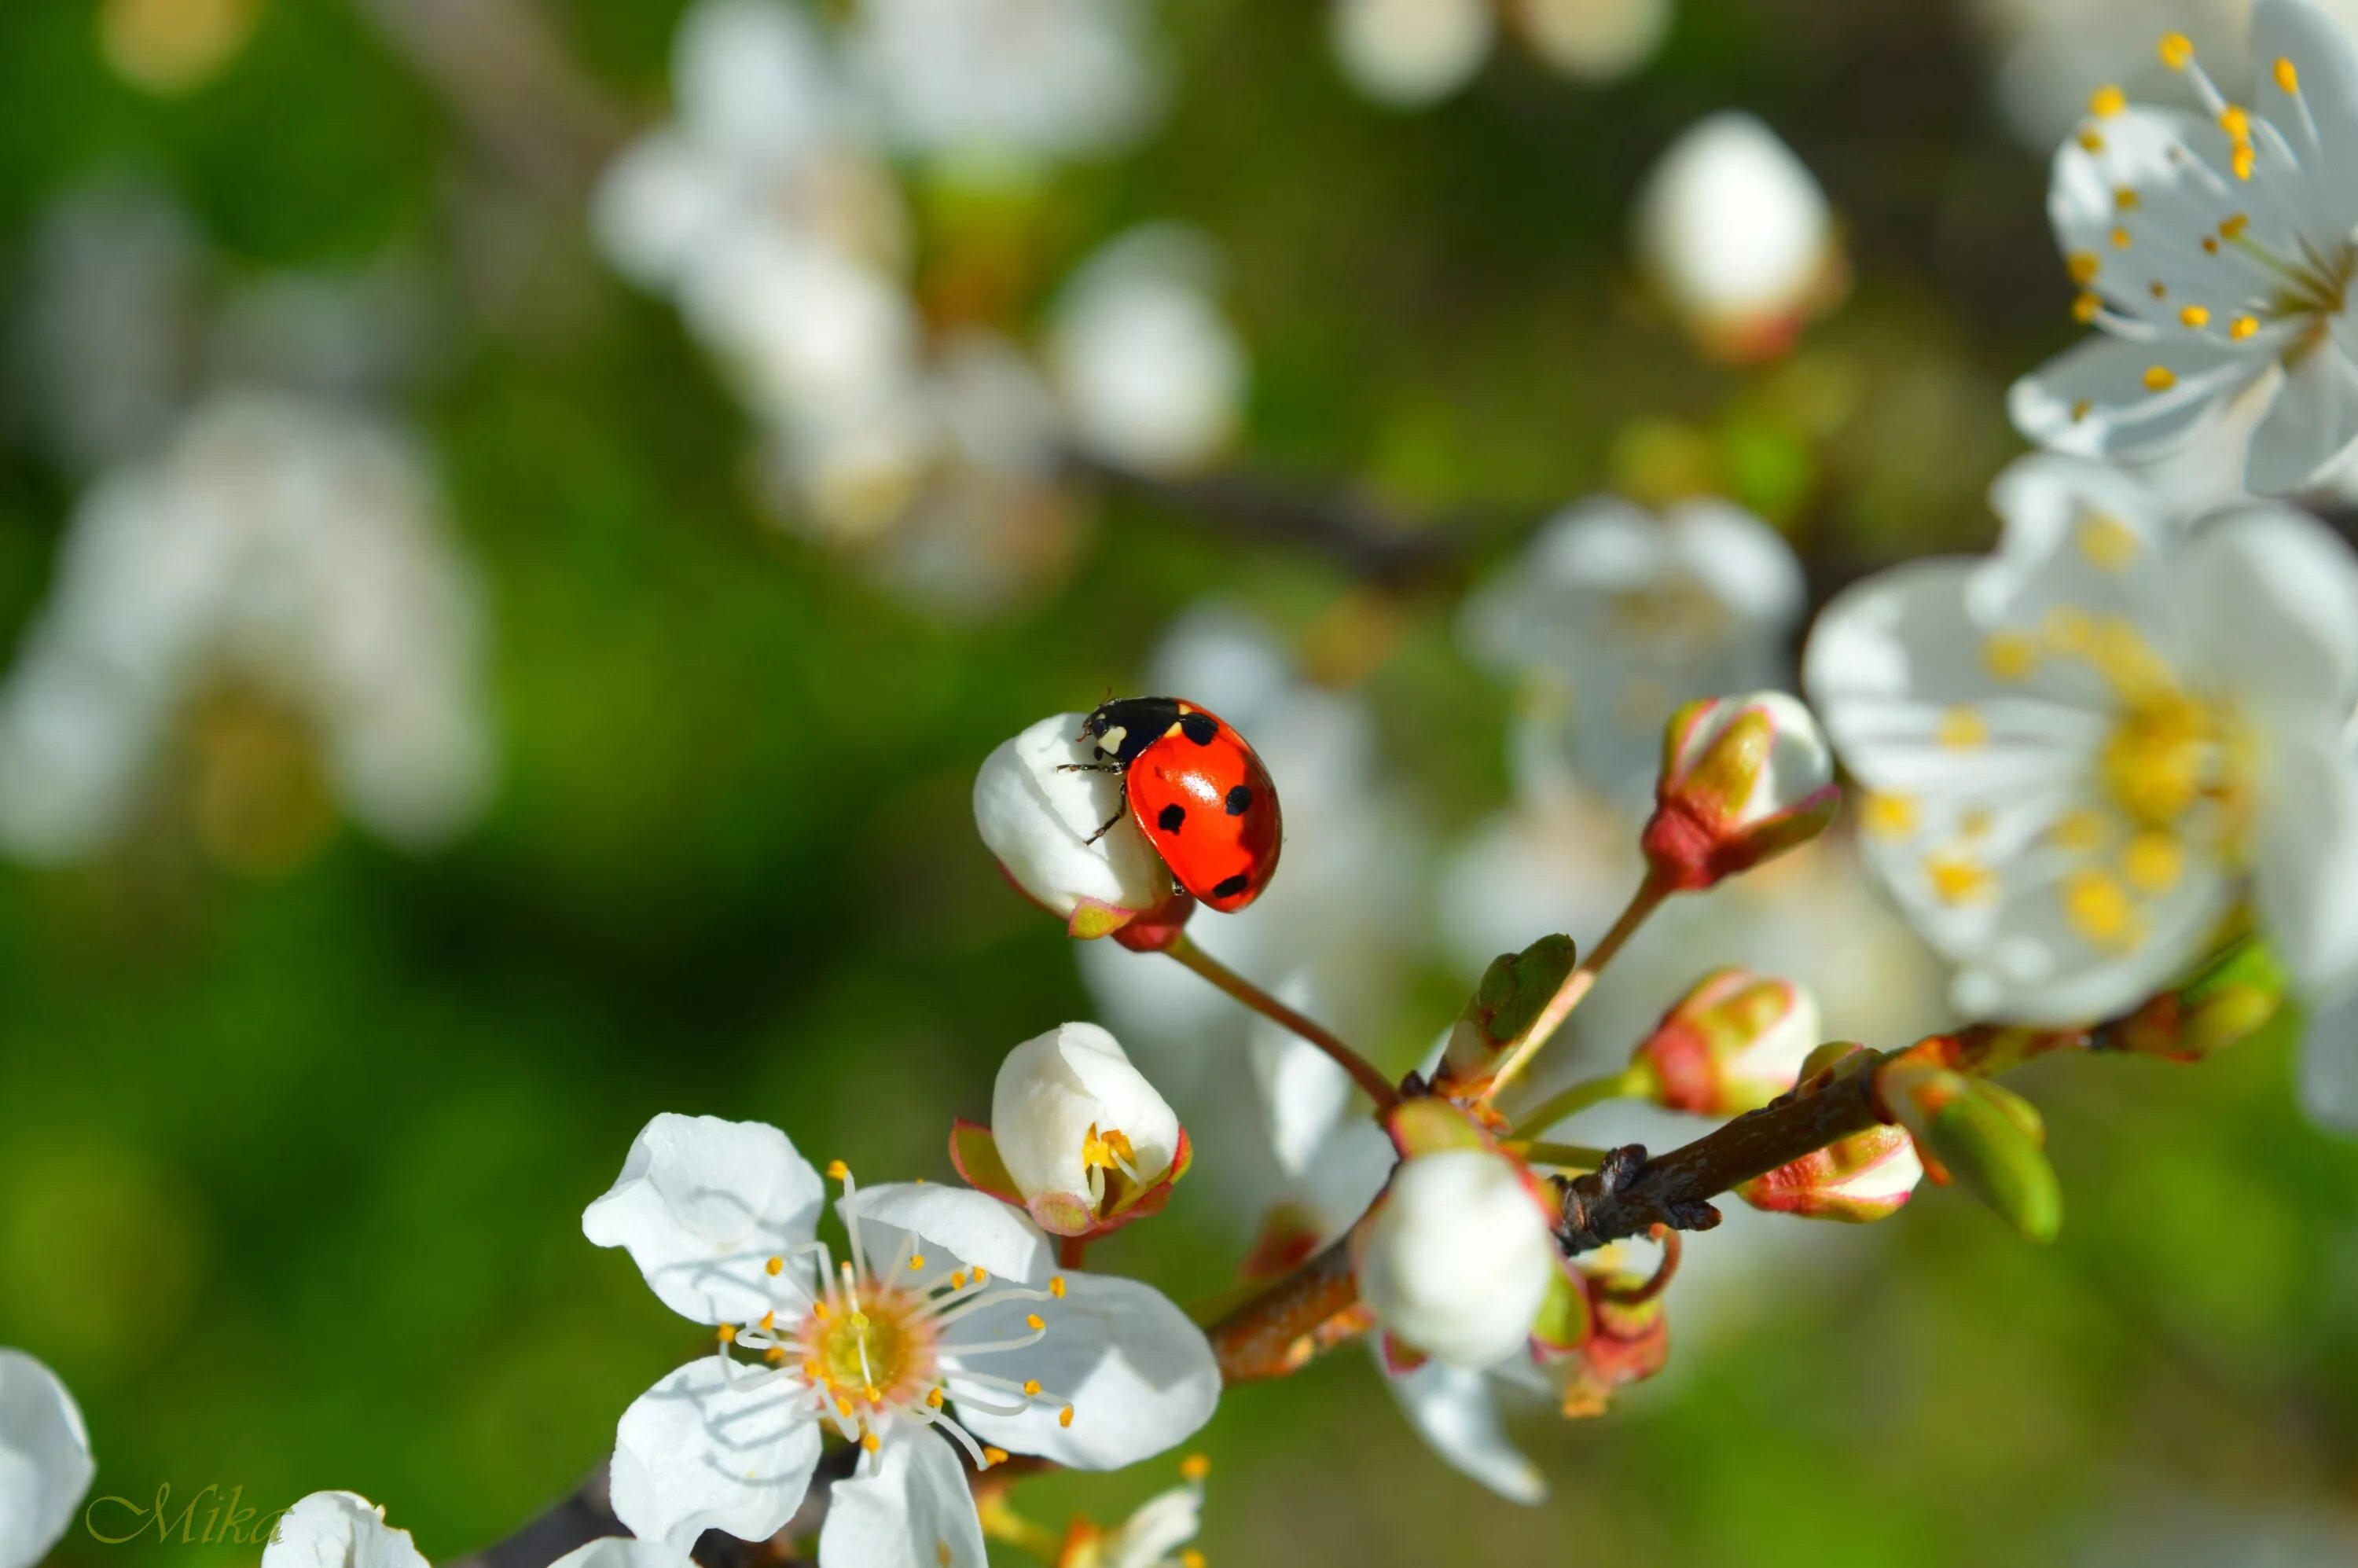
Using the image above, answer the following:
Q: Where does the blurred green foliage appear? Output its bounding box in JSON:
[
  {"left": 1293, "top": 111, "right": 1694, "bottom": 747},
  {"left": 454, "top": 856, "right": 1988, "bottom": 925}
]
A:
[{"left": 3, "top": 2, "right": 2357, "bottom": 1565}]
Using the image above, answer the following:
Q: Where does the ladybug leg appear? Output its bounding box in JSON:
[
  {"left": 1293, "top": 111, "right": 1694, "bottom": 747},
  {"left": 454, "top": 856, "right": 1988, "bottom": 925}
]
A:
[
  {"left": 1082, "top": 806, "right": 1126, "bottom": 845},
  {"left": 1056, "top": 762, "right": 1122, "bottom": 774}
]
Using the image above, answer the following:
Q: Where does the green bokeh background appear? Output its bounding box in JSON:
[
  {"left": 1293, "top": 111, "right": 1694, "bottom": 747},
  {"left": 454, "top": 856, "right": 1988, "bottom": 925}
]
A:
[{"left": 6, "top": 1, "right": 2358, "bottom": 1564}]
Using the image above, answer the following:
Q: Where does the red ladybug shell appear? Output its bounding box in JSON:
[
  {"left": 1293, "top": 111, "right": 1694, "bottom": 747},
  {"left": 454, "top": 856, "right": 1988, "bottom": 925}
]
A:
[{"left": 1078, "top": 696, "right": 1283, "bottom": 912}]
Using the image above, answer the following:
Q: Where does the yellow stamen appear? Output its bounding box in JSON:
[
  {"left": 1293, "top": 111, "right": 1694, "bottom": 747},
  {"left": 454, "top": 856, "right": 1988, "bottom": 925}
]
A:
[
  {"left": 2114, "top": 186, "right": 2141, "bottom": 211},
  {"left": 1985, "top": 630, "right": 2038, "bottom": 681},
  {"left": 1059, "top": 1406, "right": 1075, "bottom": 1428},
  {"left": 1961, "top": 808, "right": 1994, "bottom": 840},
  {"left": 1049, "top": 1276, "right": 1067, "bottom": 1298},
  {"left": 2277, "top": 57, "right": 2300, "bottom": 94},
  {"left": 2158, "top": 32, "right": 2194, "bottom": 69},
  {"left": 2051, "top": 809, "right": 2110, "bottom": 854},
  {"left": 2147, "top": 280, "right": 2168, "bottom": 300},
  {"left": 1022, "top": 1379, "right": 1041, "bottom": 1395},
  {"left": 1181, "top": 1554, "right": 1207, "bottom": 1568},
  {"left": 2091, "top": 85, "right": 2127, "bottom": 117},
  {"left": 2218, "top": 105, "right": 2251, "bottom": 141},
  {"left": 2220, "top": 213, "right": 2250, "bottom": 240},
  {"left": 2071, "top": 398, "right": 2093, "bottom": 421},
  {"left": 2123, "top": 832, "right": 2184, "bottom": 894},
  {"left": 2179, "top": 304, "right": 2209, "bottom": 329},
  {"left": 759, "top": 1311, "right": 776, "bottom": 1330},
  {"left": 861, "top": 1433, "right": 881, "bottom": 1453},
  {"left": 2078, "top": 514, "right": 2139, "bottom": 571},
  {"left": 2044, "top": 605, "right": 2092, "bottom": 653},
  {"left": 766, "top": 1346, "right": 788, "bottom": 1364},
  {"left": 1926, "top": 853, "right": 1994, "bottom": 906},
  {"left": 2073, "top": 292, "right": 2103, "bottom": 323},
  {"left": 927, "top": 1388, "right": 945, "bottom": 1408},
  {"left": 836, "top": 1397, "right": 854, "bottom": 1417},
  {"left": 2231, "top": 314, "right": 2259, "bottom": 340},
  {"left": 983, "top": 1447, "right": 1010, "bottom": 1467},
  {"left": 2066, "top": 252, "right": 2101, "bottom": 285},
  {"left": 826, "top": 1159, "right": 850, "bottom": 1181},
  {"left": 766, "top": 1256, "right": 785, "bottom": 1276},
  {"left": 717, "top": 1324, "right": 736, "bottom": 1344},
  {"left": 1862, "top": 792, "right": 1917, "bottom": 839},
  {"left": 1181, "top": 1454, "right": 1212, "bottom": 1482},
  {"left": 2079, "top": 130, "right": 2106, "bottom": 153},
  {"left": 2063, "top": 868, "right": 2139, "bottom": 949},
  {"left": 908, "top": 1254, "right": 926, "bottom": 1270},
  {"left": 972, "top": 1268, "right": 988, "bottom": 1283},
  {"left": 2143, "top": 365, "right": 2176, "bottom": 391},
  {"left": 2110, "top": 226, "right": 2133, "bottom": 248},
  {"left": 1937, "top": 707, "right": 1989, "bottom": 749},
  {"left": 2233, "top": 144, "right": 2256, "bottom": 180},
  {"left": 1026, "top": 1314, "right": 1045, "bottom": 1331}
]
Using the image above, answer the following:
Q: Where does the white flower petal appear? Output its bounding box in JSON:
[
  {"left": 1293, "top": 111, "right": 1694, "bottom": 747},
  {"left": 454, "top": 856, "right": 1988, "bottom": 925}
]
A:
[
  {"left": 972, "top": 713, "right": 1171, "bottom": 925},
  {"left": 1663, "top": 499, "right": 1807, "bottom": 629},
  {"left": 2254, "top": 0, "right": 2358, "bottom": 243},
  {"left": 1101, "top": 1482, "right": 1203, "bottom": 1568},
  {"left": 2246, "top": 338, "right": 2358, "bottom": 494},
  {"left": 1947, "top": 852, "right": 2235, "bottom": 1025},
  {"left": 2009, "top": 335, "right": 2264, "bottom": 461},
  {"left": 992, "top": 1023, "right": 1181, "bottom": 1211},
  {"left": 0, "top": 1351, "right": 94, "bottom": 1568},
  {"left": 817, "top": 1430, "right": 986, "bottom": 1568},
  {"left": 258, "top": 1493, "right": 429, "bottom": 1568},
  {"left": 2253, "top": 724, "right": 2358, "bottom": 997},
  {"left": 2175, "top": 504, "right": 2358, "bottom": 724},
  {"left": 1379, "top": 1355, "right": 1546, "bottom": 1505},
  {"left": 1356, "top": 1151, "right": 1556, "bottom": 1369},
  {"left": 946, "top": 1272, "right": 1218, "bottom": 1469},
  {"left": 608, "top": 1356, "right": 823, "bottom": 1551},
  {"left": 842, "top": 1183, "right": 1053, "bottom": 1285},
  {"left": 583, "top": 1114, "right": 826, "bottom": 1326},
  {"left": 548, "top": 1541, "right": 699, "bottom": 1568}
]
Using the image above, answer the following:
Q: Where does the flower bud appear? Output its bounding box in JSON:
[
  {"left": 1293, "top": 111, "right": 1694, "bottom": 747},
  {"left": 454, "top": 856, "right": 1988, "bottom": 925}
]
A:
[
  {"left": 1434, "top": 934, "right": 1576, "bottom": 1102},
  {"left": 1631, "top": 968, "right": 1822, "bottom": 1116},
  {"left": 1736, "top": 1123, "right": 1920, "bottom": 1222},
  {"left": 960, "top": 1022, "right": 1189, "bottom": 1238},
  {"left": 1641, "top": 692, "right": 1838, "bottom": 891},
  {"left": 1633, "top": 112, "right": 1846, "bottom": 363},
  {"left": 1879, "top": 1061, "right": 2061, "bottom": 1243},
  {"left": 1355, "top": 1148, "right": 1559, "bottom": 1368},
  {"left": 974, "top": 713, "right": 1177, "bottom": 938}
]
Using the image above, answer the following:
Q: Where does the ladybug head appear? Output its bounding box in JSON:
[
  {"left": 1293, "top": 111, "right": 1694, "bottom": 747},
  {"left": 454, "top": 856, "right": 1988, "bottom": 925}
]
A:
[{"left": 1078, "top": 696, "right": 1182, "bottom": 765}]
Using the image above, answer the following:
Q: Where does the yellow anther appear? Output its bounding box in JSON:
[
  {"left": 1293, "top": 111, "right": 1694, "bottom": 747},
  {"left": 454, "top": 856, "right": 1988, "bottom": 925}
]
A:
[
  {"left": 2159, "top": 32, "right": 2194, "bottom": 69},
  {"left": 2124, "top": 832, "right": 2184, "bottom": 894},
  {"left": 759, "top": 1310, "right": 777, "bottom": 1330},
  {"left": 2078, "top": 515, "right": 2139, "bottom": 571},
  {"left": 2044, "top": 605, "right": 2092, "bottom": 652},
  {"left": 2110, "top": 226, "right": 2133, "bottom": 249},
  {"left": 948, "top": 1271, "right": 966, "bottom": 1289},
  {"left": 836, "top": 1397, "right": 854, "bottom": 1417},
  {"left": 2071, "top": 398, "right": 2093, "bottom": 421},
  {"left": 2220, "top": 213, "right": 2250, "bottom": 240},
  {"left": 826, "top": 1159, "right": 850, "bottom": 1181},
  {"left": 1049, "top": 1276, "right": 1067, "bottom": 1298},
  {"left": 1862, "top": 792, "right": 1917, "bottom": 839},
  {"left": 2073, "top": 292, "right": 2103, "bottom": 323},
  {"left": 1180, "top": 1453, "right": 1212, "bottom": 1482},
  {"left": 2178, "top": 304, "right": 2209, "bottom": 329},
  {"left": 1026, "top": 1314, "right": 1045, "bottom": 1331},
  {"left": 982, "top": 1446, "right": 1010, "bottom": 1467},
  {"left": 1937, "top": 707, "right": 1989, "bottom": 749},
  {"left": 2051, "top": 810, "right": 2110, "bottom": 854},
  {"left": 1985, "top": 631, "right": 2038, "bottom": 681},
  {"left": 972, "top": 1268, "right": 988, "bottom": 1283},
  {"left": 1181, "top": 1554, "right": 1206, "bottom": 1568},
  {"left": 2091, "top": 84, "right": 2127, "bottom": 117},
  {"left": 2114, "top": 187, "right": 2140, "bottom": 211},
  {"left": 2277, "top": 57, "right": 2300, "bottom": 93},
  {"left": 865, "top": 1386, "right": 883, "bottom": 1404},
  {"left": 765, "top": 1346, "right": 788, "bottom": 1364},
  {"left": 2143, "top": 365, "right": 2176, "bottom": 391},
  {"left": 2233, "top": 143, "right": 2256, "bottom": 180},
  {"left": 1059, "top": 1406, "right": 1076, "bottom": 1428},
  {"left": 2147, "top": 280, "right": 2168, "bottom": 299},
  {"left": 1926, "top": 854, "right": 1994, "bottom": 906},
  {"left": 861, "top": 1433, "right": 881, "bottom": 1453},
  {"left": 766, "top": 1256, "right": 785, "bottom": 1276},
  {"left": 2219, "top": 105, "right": 2251, "bottom": 141},
  {"left": 814, "top": 1301, "right": 832, "bottom": 1320},
  {"left": 2231, "top": 314, "right": 2260, "bottom": 340},
  {"left": 2066, "top": 252, "right": 2101, "bottom": 284},
  {"left": 1022, "top": 1379, "right": 1042, "bottom": 1396},
  {"left": 926, "top": 1388, "right": 946, "bottom": 1408},
  {"left": 908, "top": 1254, "right": 926, "bottom": 1270},
  {"left": 1961, "top": 808, "right": 1994, "bottom": 840},
  {"left": 717, "top": 1324, "right": 736, "bottom": 1344},
  {"left": 2078, "top": 130, "right": 2106, "bottom": 153},
  {"left": 2064, "top": 868, "right": 2139, "bottom": 949}
]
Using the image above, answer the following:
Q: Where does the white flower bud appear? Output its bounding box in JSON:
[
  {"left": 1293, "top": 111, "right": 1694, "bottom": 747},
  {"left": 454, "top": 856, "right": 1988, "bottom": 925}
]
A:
[
  {"left": 1356, "top": 1149, "right": 1558, "bottom": 1368},
  {"left": 1330, "top": 0, "right": 1494, "bottom": 110},
  {"left": 990, "top": 1023, "right": 1185, "bottom": 1236},
  {"left": 1633, "top": 968, "right": 1823, "bottom": 1117},
  {"left": 1644, "top": 692, "right": 1838, "bottom": 890},
  {"left": 1633, "top": 112, "right": 1842, "bottom": 362},
  {"left": 973, "top": 713, "right": 1173, "bottom": 937}
]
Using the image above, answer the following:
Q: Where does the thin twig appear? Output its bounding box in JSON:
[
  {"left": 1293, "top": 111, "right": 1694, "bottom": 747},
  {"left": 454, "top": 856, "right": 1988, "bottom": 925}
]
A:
[{"left": 1162, "top": 932, "right": 1401, "bottom": 1111}]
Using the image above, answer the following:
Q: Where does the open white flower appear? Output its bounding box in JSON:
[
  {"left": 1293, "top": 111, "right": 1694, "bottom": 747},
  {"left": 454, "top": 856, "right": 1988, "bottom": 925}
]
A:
[
  {"left": 0, "top": 392, "right": 493, "bottom": 864},
  {"left": 586, "top": 1114, "right": 1219, "bottom": 1563},
  {"left": 975, "top": 713, "right": 1173, "bottom": 936},
  {"left": 2010, "top": 2, "right": 2358, "bottom": 494},
  {"left": 1329, "top": 0, "right": 1495, "bottom": 109},
  {"left": 986, "top": 1023, "right": 1186, "bottom": 1236},
  {"left": 1049, "top": 227, "right": 1246, "bottom": 475},
  {"left": 1355, "top": 1149, "right": 1559, "bottom": 1368},
  {"left": 0, "top": 1350, "right": 94, "bottom": 1568},
  {"left": 1804, "top": 451, "right": 2358, "bottom": 1023},
  {"left": 259, "top": 1493, "right": 429, "bottom": 1568},
  {"left": 1460, "top": 497, "right": 1806, "bottom": 806},
  {"left": 1633, "top": 112, "right": 1843, "bottom": 362}
]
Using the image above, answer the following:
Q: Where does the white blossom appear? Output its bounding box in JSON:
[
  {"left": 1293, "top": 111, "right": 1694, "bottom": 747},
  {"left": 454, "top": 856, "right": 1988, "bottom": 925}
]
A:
[
  {"left": 0, "top": 393, "right": 493, "bottom": 863},
  {"left": 1329, "top": 0, "right": 1495, "bottom": 109},
  {"left": 1460, "top": 497, "right": 1806, "bottom": 806},
  {"left": 990, "top": 1022, "right": 1185, "bottom": 1234},
  {"left": 1049, "top": 227, "right": 1247, "bottom": 474},
  {"left": 974, "top": 712, "right": 1173, "bottom": 935},
  {"left": 1804, "top": 452, "right": 2358, "bottom": 1024},
  {"left": 1354, "top": 1149, "right": 1559, "bottom": 1368},
  {"left": 2009, "top": 2, "right": 2358, "bottom": 494},
  {"left": 1632, "top": 112, "right": 1842, "bottom": 361},
  {"left": 586, "top": 1114, "right": 1219, "bottom": 1562},
  {"left": 1519, "top": 0, "right": 1675, "bottom": 83},
  {"left": 0, "top": 1351, "right": 94, "bottom": 1568}
]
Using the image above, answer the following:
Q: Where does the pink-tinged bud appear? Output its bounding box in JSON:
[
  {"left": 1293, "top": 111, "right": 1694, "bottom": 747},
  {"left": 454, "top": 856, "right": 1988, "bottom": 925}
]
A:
[
  {"left": 1641, "top": 692, "right": 1837, "bottom": 891},
  {"left": 1736, "top": 1123, "right": 1921, "bottom": 1221},
  {"left": 1539, "top": 1248, "right": 1673, "bottom": 1419},
  {"left": 1631, "top": 967, "right": 1822, "bottom": 1116},
  {"left": 949, "top": 1023, "right": 1191, "bottom": 1239}
]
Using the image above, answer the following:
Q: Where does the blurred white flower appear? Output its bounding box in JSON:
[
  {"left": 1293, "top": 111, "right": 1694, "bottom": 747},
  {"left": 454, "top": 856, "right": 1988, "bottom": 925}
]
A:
[
  {"left": 1460, "top": 497, "right": 1805, "bottom": 807},
  {"left": 1516, "top": 0, "right": 1674, "bottom": 83},
  {"left": 0, "top": 393, "right": 494, "bottom": 864},
  {"left": 988, "top": 1022, "right": 1186, "bottom": 1235},
  {"left": 974, "top": 711, "right": 1173, "bottom": 935},
  {"left": 1632, "top": 111, "right": 1844, "bottom": 362},
  {"left": 259, "top": 1493, "right": 429, "bottom": 1568},
  {"left": 0, "top": 1350, "right": 94, "bottom": 1568},
  {"left": 1049, "top": 227, "right": 1247, "bottom": 473},
  {"left": 586, "top": 1115, "right": 1218, "bottom": 1559},
  {"left": 1355, "top": 1148, "right": 1559, "bottom": 1368},
  {"left": 1059, "top": 1461, "right": 1208, "bottom": 1568},
  {"left": 1805, "top": 452, "right": 2358, "bottom": 1024},
  {"left": 1330, "top": 0, "right": 1495, "bottom": 109},
  {"left": 2010, "top": 2, "right": 2358, "bottom": 494}
]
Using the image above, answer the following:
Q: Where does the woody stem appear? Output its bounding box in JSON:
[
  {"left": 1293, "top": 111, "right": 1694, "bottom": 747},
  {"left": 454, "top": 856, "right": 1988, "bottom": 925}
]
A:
[
  {"left": 1483, "top": 872, "right": 1671, "bottom": 1100},
  {"left": 1161, "top": 933, "right": 1401, "bottom": 1111}
]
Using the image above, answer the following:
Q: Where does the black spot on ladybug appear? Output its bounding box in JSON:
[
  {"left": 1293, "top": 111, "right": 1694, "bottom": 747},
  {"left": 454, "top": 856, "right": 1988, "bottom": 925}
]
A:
[
  {"left": 1224, "top": 784, "right": 1254, "bottom": 816},
  {"left": 1157, "top": 803, "right": 1186, "bottom": 833},
  {"left": 1180, "top": 712, "right": 1219, "bottom": 745},
  {"left": 1212, "top": 872, "right": 1250, "bottom": 900}
]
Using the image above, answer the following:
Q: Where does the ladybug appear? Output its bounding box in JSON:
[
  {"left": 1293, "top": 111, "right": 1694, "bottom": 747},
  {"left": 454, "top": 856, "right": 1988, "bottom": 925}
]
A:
[{"left": 1067, "top": 696, "right": 1283, "bottom": 913}]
